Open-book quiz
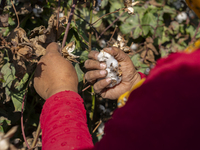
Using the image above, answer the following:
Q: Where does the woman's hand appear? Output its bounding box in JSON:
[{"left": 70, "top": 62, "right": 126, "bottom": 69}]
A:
[
  {"left": 34, "top": 42, "right": 78, "bottom": 100},
  {"left": 84, "top": 47, "right": 141, "bottom": 100}
]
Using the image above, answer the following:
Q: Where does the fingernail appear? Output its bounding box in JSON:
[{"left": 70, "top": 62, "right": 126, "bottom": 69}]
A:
[
  {"left": 100, "top": 70, "right": 106, "bottom": 75},
  {"left": 104, "top": 47, "right": 112, "bottom": 51},
  {"left": 100, "top": 63, "right": 106, "bottom": 69},
  {"left": 106, "top": 78, "right": 111, "bottom": 83}
]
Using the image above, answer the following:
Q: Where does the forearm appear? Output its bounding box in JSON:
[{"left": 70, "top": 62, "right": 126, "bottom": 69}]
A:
[{"left": 40, "top": 91, "right": 94, "bottom": 150}]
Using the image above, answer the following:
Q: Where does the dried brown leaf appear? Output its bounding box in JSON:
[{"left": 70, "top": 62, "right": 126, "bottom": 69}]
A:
[
  {"left": 7, "top": 28, "right": 29, "bottom": 44},
  {"left": 146, "top": 43, "right": 159, "bottom": 55},
  {"left": 0, "top": 14, "right": 8, "bottom": 27}
]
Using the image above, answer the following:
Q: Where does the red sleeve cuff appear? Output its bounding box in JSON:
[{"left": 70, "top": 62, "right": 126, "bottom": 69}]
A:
[
  {"left": 40, "top": 90, "right": 93, "bottom": 150},
  {"left": 138, "top": 72, "right": 146, "bottom": 79}
]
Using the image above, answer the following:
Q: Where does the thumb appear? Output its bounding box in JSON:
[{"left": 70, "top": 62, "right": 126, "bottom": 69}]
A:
[
  {"left": 46, "top": 42, "right": 61, "bottom": 54},
  {"left": 103, "top": 47, "right": 129, "bottom": 62}
]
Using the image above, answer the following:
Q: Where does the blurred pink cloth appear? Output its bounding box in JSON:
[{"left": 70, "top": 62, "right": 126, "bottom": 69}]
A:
[{"left": 40, "top": 49, "right": 200, "bottom": 150}]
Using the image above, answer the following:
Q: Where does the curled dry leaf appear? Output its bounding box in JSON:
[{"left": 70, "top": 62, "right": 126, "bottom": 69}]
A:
[
  {"left": 0, "top": 14, "right": 8, "bottom": 27},
  {"left": 18, "top": 2, "right": 32, "bottom": 15},
  {"left": 112, "top": 35, "right": 131, "bottom": 53},
  {"left": 17, "top": 45, "right": 33, "bottom": 59},
  {"left": 7, "top": 28, "right": 30, "bottom": 45},
  {"left": 145, "top": 37, "right": 159, "bottom": 55},
  {"left": 124, "top": 1, "right": 141, "bottom": 14},
  {"left": 30, "top": 14, "right": 68, "bottom": 48},
  {"left": 141, "top": 49, "right": 155, "bottom": 63},
  {"left": 62, "top": 41, "right": 79, "bottom": 62}
]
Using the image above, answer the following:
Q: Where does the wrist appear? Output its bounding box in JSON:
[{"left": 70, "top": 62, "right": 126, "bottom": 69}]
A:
[
  {"left": 130, "top": 72, "right": 141, "bottom": 90},
  {"left": 46, "top": 85, "right": 78, "bottom": 100}
]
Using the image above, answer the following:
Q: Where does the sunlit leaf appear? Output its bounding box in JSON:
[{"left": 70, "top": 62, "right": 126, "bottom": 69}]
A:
[{"left": 75, "top": 63, "right": 84, "bottom": 82}]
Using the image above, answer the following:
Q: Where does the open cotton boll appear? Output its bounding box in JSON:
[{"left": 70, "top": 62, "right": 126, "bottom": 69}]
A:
[{"left": 97, "top": 51, "right": 122, "bottom": 88}]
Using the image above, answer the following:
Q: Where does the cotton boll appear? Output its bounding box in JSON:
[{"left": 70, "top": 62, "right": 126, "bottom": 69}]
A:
[
  {"left": 130, "top": 43, "right": 138, "bottom": 51},
  {"left": 127, "top": 7, "right": 134, "bottom": 14},
  {"left": 176, "top": 12, "right": 187, "bottom": 23},
  {"left": 33, "top": 5, "right": 43, "bottom": 17},
  {"left": 0, "top": 133, "right": 9, "bottom": 150},
  {"left": 97, "top": 51, "right": 122, "bottom": 88},
  {"left": 99, "top": 39, "right": 107, "bottom": 48},
  {"left": 98, "top": 123, "right": 105, "bottom": 135},
  {"left": 59, "top": 13, "right": 64, "bottom": 18}
]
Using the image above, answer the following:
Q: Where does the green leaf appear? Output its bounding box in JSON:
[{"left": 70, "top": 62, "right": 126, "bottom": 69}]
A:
[
  {"left": 1, "top": 62, "right": 16, "bottom": 89},
  {"left": 131, "top": 54, "right": 141, "bottom": 67},
  {"left": 72, "top": 20, "right": 89, "bottom": 46},
  {"left": 79, "top": 50, "right": 89, "bottom": 63},
  {"left": 75, "top": 63, "right": 84, "bottom": 82},
  {"left": 170, "top": 21, "right": 179, "bottom": 34},
  {"left": 11, "top": 88, "right": 26, "bottom": 112},
  {"left": 133, "top": 26, "right": 142, "bottom": 39},
  {"left": 14, "top": 73, "right": 29, "bottom": 91},
  {"left": 142, "top": 13, "right": 156, "bottom": 36},
  {"left": 163, "top": 6, "right": 176, "bottom": 15},
  {"left": 186, "top": 25, "right": 195, "bottom": 38},
  {"left": 8, "top": 17, "right": 15, "bottom": 26},
  {"left": 120, "top": 14, "right": 139, "bottom": 34},
  {"left": 101, "top": 0, "right": 108, "bottom": 8}
]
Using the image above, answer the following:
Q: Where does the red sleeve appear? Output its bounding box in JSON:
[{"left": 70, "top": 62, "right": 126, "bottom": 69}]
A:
[
  {"left": 40, "top": 50, "right": 200, "bottom": 150},
  {"left": 138, "top": 72, "right": 146, "bottom": 79},
  {"left": 93, "top": 50, "right": 200, "bottom": 149},
  {"left": 40, "top": 91, "right": 94, "bottom": 150}
]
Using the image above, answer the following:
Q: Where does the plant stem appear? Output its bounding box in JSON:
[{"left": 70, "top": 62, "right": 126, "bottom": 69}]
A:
[
  {"left": 31, "top": 123, "right": 41, "bottom": 149},
  {"left": 56, "top": 0, "right": 61, "bottom": 41},
  {"left": 97, "top": 11, "right": 125, "bottom": 40},
  {"left": 88, "top": 0, "right": 93, "bottom": 52},
  {"left": 89, "top": 85, "right": 95, "bottom": 133},
  {"left": 92, "top": 8, "right": 124, "bottom": 26},
  {"left": 61, "top": 0, "right": 77, "bottom": 50},
  {"left": 11, "top": 0, "right": 20, "bottom": 28},
  {"left": 88, "top": 0, "right": 95, "bottom": 133},
  {"left": 21, "top": 72, "right": 35, "bottom": 149}
]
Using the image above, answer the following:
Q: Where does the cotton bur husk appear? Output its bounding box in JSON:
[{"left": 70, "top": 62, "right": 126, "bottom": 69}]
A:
[{"left": 97, "top": 51, "right": 122, "bottom": 88}]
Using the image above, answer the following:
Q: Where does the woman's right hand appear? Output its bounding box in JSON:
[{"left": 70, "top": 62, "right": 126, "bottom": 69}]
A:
[{"left": 84, "top": 47, "right": 141, "bottom": 100}]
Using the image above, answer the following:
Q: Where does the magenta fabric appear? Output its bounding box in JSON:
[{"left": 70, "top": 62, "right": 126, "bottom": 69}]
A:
[
  {"left": 40, "top": 91, "right": 93, "bottom": 150},
  {"left": 40, "top": 49, "right": 200, "bottom": 150},
  {"left": 138, "top": 72, "right": 146, "bottom": 79}
]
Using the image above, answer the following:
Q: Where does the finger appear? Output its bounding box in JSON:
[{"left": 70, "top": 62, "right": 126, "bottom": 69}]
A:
[
  {"left": 85, "top": 70, "right": 107, "bottom": 83},
  {"left": 88, "top": 51, "right": 99, "bottom": 60},
  {"left": 103, "top": 47, "right": 128, "bottom": 62},
  {"left": 93, "top": 78, "right": 111, "bottom": 94},
  {"left": 84, "top": 59, "right": 106, "bottom": 70},
  {"left": 46, "top": 42, "right": 61, "bottom": 54}
]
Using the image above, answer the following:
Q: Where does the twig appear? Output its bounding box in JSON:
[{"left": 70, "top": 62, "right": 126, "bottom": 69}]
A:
[
  {"left": 82, "top": 85, "right": 91, "bottom": 92},
  {"left": 11, "top": 0, "right": 20, "bottom": 28},
  {"left": 92, "top": 120, "right": 102, "bottom": 133},
  {"left": 190, "top": 21, "right": 200, "bottom": 44},
  {"left": 56, "top": 0, "right": 61, "bottom": 41},
  {"left": 21, "top": 72, "right": 35, "bottom": 149},
  {"left": 88, "top": 0, "right": 93, "bottom": 52},
  {"left": 61, "top": 0, "right": 77, "bottom": 49},
  {"left": 21, "top": 88, "right": 30, "bottom": 149},
  {"left": 97, "top": 132, "right": 104, "bottom": 137},
  {"left": 97, "top": 11, "right": 125, "bottom": 40},
  {"left": 92, "top": 8, "right": 125, "bottom": 26},
  {"left": 0, "top": 0, "right": 6, "bottom": 15},
  {"left": 108, "top": 25, "right": 118, "bottom": 44},
  {"left": 31, "top": 123, "right": 41, "bottom": 149}
]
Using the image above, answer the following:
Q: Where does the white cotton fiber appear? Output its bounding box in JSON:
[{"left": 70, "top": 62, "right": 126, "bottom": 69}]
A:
[{"left": 97, "top": 50, "right": 122, "bottom": 88}]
